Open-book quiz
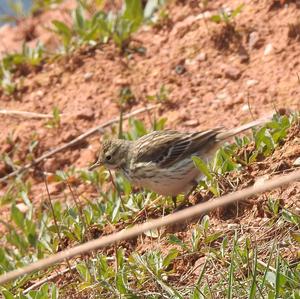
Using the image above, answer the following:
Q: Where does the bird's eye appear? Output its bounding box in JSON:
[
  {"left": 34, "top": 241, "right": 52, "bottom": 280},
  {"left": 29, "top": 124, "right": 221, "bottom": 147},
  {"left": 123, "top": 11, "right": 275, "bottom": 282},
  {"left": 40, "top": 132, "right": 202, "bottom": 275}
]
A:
[{"left": 106, "top": 155, "right": 112, "bottom": 161}]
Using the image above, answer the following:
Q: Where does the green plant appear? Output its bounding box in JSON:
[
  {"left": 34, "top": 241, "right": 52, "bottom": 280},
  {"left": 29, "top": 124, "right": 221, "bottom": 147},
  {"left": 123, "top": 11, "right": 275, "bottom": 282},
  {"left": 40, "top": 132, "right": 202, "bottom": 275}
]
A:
[
  {"left": 146, "top": 85, "right": 169, "bottom": 103},
  {"left": 52, "top": 0, "right": 163, "bottom": 52},
  {"left": 51, "top": 20, "right": 73, "bottom": 53},
  {"left": 210, "top": 4, "right": 244, "bottom": 24},
  {"left": 1, "top": 43, "right": 45, "bottom": 71},
  {"left": 2, "top": 283, "right": 59, "bottom": 299},
  {"left": 0, "top": 43, "right": 45, "bottom": 95},
  {"left": 169, "top": 216, "right": 223, "bottom": 253},
  {"left": 0, "top": 66, "right": 16, "bottom": 95},
  {"left": 77, "top": 0, "right": 106, "bottom": 13},
  {"left": 109, "top": 0, "right": 144, "bottom": 49},
  {"left": 52, "top": 6, "right": 114, "bottom": 53},
  {"left": 192, "top": 155, "right": 221, "bottom": 196},
  {"left": 145, "top": 0, "right": 171, "bottom": 30},
  {"left": 45, "top": 107, "right": 61, "bottom": 129},
  {"left": 119, "top": 86, "right": 136, "bottom": 106},
  {"left": 144, "top": 0, "right": 166, "bottom": 20},
  {"left": 192, "top": 114, "right": 297, "bottom": 196}
]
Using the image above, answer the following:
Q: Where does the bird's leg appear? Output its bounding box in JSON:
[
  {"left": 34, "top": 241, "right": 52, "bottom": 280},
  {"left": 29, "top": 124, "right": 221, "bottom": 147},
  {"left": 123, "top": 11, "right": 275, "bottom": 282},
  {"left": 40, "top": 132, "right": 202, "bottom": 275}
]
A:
[
  {"left": 186, "top": 179, "right": 199, "bottom": 199},
  {"left": 175, "top": 180, "right": 198, "bottom": 211},
  {"left": 172, "top": 196, "right": 177, "bottom": 208}
]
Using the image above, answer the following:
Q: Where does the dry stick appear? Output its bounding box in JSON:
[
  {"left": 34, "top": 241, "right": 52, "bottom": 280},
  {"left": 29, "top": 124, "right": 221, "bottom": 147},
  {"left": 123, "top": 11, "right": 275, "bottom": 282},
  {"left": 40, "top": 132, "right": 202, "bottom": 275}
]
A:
[
  {"left": 22, "top": 265, "right": 77, "bottom": 294},
  {"left": 0, "top": 109, "right": 55, "bottom": 119},
  {"left": 0, "top": 105, "right": 158, "bottom": 183},
  {"left": 0, "top": 169, "right": 299, "bottom": 285}
]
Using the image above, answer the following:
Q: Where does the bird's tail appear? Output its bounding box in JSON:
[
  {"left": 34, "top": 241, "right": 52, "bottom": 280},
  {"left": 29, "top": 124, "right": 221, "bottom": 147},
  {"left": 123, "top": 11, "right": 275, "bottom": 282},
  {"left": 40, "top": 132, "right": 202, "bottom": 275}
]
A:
[{"left": 216, "top": 114, "right": 273, "bottom": 141}]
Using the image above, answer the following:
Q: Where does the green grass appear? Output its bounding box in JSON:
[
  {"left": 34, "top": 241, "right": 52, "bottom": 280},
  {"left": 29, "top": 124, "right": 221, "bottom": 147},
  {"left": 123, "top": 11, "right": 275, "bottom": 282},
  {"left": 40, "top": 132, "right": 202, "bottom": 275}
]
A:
[
  {"left": 0, "top": 42, "right": 45, "bottom": 95},
  {"left": 0, "top": 114, "right": 299, "bottom": 298},
  {"left": 210, "top": 4, "right": 244, "bottom": 25},
  {"left": 192, "top": 113, "right": 297, "bottom": 197},
  {"left": 51, "top": 0, "right": 157, "bottom": 53}
]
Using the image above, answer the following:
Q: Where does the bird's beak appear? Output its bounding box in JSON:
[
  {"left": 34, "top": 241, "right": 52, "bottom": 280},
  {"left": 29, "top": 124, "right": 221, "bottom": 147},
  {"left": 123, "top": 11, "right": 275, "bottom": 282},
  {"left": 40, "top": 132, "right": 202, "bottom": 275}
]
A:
[{"left": 88, "top": 159, "right": 102, "bottom": 171}]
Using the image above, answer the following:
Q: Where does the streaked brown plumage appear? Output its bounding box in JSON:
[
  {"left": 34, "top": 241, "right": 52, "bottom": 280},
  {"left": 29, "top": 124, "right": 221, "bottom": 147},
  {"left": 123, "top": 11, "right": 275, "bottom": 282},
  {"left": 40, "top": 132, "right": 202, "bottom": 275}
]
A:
[{"left": 89, "top": 118, "right": 269, "bottom": 197}]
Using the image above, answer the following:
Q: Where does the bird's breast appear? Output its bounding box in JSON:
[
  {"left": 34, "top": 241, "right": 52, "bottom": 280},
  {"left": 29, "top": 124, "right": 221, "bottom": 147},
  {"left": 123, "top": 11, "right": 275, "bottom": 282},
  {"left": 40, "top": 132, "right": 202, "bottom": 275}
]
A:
[{"left": 122, "top": 159, "right": 202, "bottom": 196}]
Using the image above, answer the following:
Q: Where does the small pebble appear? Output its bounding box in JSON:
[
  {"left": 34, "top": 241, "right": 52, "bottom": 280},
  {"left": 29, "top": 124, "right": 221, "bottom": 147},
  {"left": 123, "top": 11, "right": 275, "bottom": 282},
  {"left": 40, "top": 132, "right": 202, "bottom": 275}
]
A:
[
  {"left": 264, "top": 43, "right": 273, "bottom": 56},
  {"left": 241, "top": 104, "right": 250, "bottom": 112},
  {"left": 184, "top": 119, "right": 199, "bottom": 127},
  {"left": 224, "top": 66, "right": 242, "bottom": 80},
  {"left": 76, "top": 108, "right": 95, "bottom": 120},
  {"left": 246, "top": 79, "right": 259, "bottom": 87},
  {"left": 35, "top": 90, "right": 44, "bottom": 98},
  {"left": 113, "top": 77, "right": 129, "bottom": 86},
  {"left": 185, "top": 59, "right": 196, "bottom": 66},
  {"left": 196, "top": 52, "right": 207, "bottom": 62},
  {"left": 83, "top": 72, "right": 94, "bottom": 81},
  {"left": 216, "top": 92, "right": 228, "bottom": 100},
  {"left": 249, "top": 32, "right": 260, "bottom": 49},
  {"left": 196, "top": 11, "right": 211, "bottom": 20},
  {"left": 293, "top": 157, "right": 300, "bottom": 166},
  {"left": 228, "top": 223, "right": 239, "bottom": 229}
]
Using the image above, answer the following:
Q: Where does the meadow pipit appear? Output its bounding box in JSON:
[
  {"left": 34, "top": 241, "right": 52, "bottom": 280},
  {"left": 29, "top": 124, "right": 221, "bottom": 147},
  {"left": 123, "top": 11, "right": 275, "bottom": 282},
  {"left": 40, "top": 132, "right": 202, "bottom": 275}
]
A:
[{"left": 89, "top": 117, "right": 269, "bottom": 206}]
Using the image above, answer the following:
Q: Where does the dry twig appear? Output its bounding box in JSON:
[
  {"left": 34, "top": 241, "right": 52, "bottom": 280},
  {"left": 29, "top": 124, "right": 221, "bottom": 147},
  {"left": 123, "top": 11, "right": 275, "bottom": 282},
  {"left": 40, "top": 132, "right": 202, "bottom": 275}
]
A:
[
  {"left": 0, "top": 109, "right": 54, "bottom": 119},
  {"left": 22, "top": 265, "right": 76, "bottom": 294}
]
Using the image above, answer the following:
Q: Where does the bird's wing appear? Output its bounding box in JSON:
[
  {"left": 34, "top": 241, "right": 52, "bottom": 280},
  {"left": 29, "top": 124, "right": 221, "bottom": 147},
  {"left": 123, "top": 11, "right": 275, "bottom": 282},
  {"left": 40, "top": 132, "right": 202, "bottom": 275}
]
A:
[{"left": 134, "top": 129, "right": 222, "bottom": 168}]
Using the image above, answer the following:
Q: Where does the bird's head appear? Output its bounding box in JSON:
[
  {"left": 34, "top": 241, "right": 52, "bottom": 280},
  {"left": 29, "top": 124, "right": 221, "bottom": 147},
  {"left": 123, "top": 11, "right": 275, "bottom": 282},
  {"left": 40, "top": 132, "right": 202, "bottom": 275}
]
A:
[{"left": 88, "top": 139, "right": 129, "bottom": 171}]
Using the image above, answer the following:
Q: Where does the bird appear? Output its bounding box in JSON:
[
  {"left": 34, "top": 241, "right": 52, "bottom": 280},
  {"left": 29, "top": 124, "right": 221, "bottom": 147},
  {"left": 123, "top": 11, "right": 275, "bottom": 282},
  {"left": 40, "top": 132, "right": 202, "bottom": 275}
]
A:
[{"left": 88, "top": 117, "right": 270, "bottom": 207}]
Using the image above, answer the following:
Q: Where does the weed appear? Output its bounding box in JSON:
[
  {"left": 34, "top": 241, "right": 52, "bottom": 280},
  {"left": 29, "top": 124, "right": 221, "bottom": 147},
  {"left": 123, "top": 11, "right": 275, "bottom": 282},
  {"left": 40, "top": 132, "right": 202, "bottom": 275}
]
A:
[
  {"left": 0, "top": 43, "right": 45, "bottom": 94},
  {"left": 210, "top": 4, "right": 244, "bottom": 25},
  {"left": 147, "top": 1, "right": 172, "bottom": 30},
  {"left": 1, "top": 43, "right": 45, "bottom": 72},
  {"left": 2, "top": 283, "right": 59, "bottom": 298},
  {"left": 169, "top": 215, "right": 223, "bottom": 253},
  {"left": 144, "top": 0, "right": 166, "bottom": 20},
  {"left": 192, "top": 113, "right": 296, "bottom": 196},
  {"left": 146, "top": 85, "right": 169, "bottom": 103},
  {"left": 77, "top": 0, "right": 106, "bottom": 15},
  {"left": 0, "top": 65, "right": 16, "bottom": 95},
  {"left": 118, "top": 86, "right": 136, "bottom": 107},
  {"left": 45, "top": 107, "right": 61, "bottom": 129},
  {"left": 52, "top": 0, "right": 164, "bottom": 53},
  {"left": 26, "top": 138, "right": 39, "bottom": 162},
  {"left": 210, "top": 4, "right": 244, "bottom": 51},
  {"left": 109, "top": 0, "right": 144, "bottom": 50}
]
